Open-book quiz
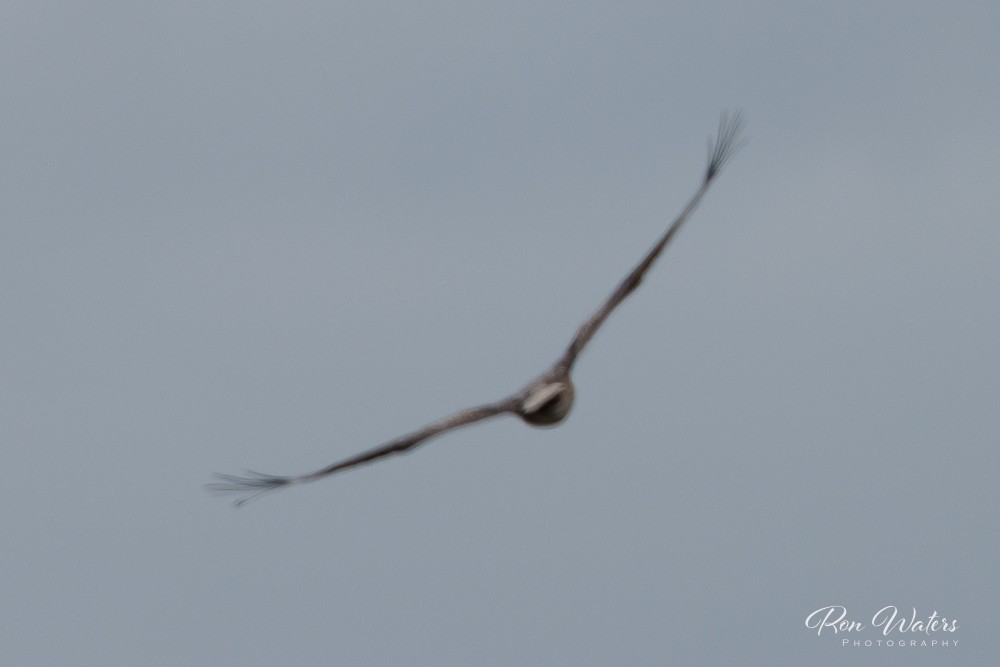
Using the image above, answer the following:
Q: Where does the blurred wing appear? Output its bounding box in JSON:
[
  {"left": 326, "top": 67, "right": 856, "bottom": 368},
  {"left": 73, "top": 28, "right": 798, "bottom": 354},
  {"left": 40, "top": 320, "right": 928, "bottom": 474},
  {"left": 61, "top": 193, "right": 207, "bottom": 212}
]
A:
[
  {"left": 208, "top": 398, "right": 518, "bottom": 506},
  {"left": 557, "top": 112, "right": 745, "bottom": 373}
]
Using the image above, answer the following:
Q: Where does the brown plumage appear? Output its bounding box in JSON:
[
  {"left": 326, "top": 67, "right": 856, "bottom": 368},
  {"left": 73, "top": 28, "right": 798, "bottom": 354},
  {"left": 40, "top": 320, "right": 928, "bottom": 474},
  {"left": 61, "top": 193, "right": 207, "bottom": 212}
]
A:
[{"left": 208, "top": 113, "right": 745, "bottom": 506}]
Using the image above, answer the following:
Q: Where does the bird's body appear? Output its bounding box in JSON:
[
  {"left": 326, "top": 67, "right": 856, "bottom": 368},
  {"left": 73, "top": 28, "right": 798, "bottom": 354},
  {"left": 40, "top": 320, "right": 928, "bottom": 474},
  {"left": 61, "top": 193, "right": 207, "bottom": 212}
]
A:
[
  {"left": 518, "top": 378, "right": 575, "bottom": 426},
  {"left": 209, "top": 114, "right": 745, "bottom": 506}
]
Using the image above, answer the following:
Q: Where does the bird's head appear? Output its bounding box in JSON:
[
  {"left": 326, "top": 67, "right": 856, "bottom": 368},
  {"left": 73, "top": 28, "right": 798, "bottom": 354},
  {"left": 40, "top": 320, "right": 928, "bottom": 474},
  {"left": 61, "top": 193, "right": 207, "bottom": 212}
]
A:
[{"left": 518, "top": 379, "right": 575, "bottom": 426}]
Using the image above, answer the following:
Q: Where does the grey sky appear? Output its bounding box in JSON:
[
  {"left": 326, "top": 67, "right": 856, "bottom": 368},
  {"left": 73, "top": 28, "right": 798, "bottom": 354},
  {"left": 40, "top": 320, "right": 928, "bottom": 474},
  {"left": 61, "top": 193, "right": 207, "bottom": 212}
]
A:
[{"left": 3, "top": 2, "right": 997, "bottom": 665}]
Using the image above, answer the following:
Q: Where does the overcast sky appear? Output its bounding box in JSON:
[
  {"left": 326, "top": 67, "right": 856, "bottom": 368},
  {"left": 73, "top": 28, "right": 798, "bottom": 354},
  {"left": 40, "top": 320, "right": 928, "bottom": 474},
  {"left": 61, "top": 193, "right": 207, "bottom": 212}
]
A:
[{"left": 3, "top": 2, "right": 998, "bottom": 665}]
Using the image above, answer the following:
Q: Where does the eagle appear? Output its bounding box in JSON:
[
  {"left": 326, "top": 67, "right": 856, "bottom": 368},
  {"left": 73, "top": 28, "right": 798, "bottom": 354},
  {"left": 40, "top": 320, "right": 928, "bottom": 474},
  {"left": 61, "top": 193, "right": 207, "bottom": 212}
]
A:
[{"left": 209, "top": 113, "right": 745, "bottom": 506}]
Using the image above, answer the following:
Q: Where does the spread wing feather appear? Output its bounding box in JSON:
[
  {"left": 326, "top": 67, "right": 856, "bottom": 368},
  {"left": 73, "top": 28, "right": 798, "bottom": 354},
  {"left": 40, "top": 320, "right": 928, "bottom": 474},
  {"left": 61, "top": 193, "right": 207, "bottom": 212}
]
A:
[
  {"left": 556, "top": 112, "right": 745, "bottom": 372},
  {"left": 207, "top": 399, "right": 518, "bottom": 506}
]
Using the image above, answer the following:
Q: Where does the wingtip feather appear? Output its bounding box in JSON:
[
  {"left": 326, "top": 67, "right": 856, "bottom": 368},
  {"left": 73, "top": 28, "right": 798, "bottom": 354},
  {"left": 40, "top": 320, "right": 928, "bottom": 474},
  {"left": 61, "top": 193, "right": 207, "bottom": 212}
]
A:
[
  {"left": 706, "top": 111, "right": 747, "bottom": 181},
  {"left": 206, "top": 470, "right": 294, "bottom": 508}
]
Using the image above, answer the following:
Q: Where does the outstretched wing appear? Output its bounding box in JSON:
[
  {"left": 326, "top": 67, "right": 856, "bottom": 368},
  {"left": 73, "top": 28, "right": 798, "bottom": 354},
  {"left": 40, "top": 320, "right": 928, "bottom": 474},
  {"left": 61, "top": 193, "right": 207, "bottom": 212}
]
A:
[
  {"left": 208, "top": 398, "right": 518, "bottom": 506},
  {"left": 556, "top": 112, "right": 745, "bottom": 373}
]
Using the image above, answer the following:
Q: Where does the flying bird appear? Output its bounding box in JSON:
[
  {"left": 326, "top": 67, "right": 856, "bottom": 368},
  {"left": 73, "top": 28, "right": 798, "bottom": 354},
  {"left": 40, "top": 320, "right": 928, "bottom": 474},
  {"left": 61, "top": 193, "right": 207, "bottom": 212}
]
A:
[{"left": 209, "top": 113, "right": 745, "bottom": 506}]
